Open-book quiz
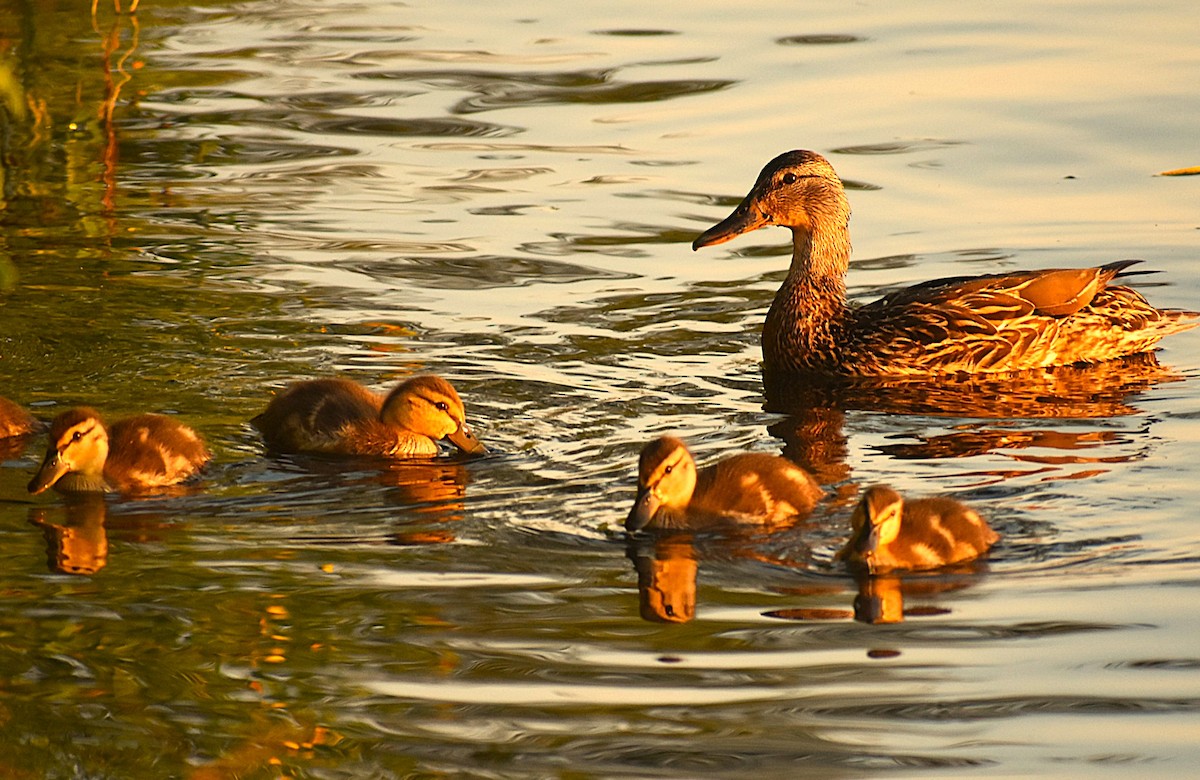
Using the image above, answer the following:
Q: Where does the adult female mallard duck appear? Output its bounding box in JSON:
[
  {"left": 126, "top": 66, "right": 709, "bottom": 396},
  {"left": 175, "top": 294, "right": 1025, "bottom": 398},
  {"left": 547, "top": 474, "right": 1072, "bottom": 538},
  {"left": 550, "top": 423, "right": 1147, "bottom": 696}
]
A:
[
  {"left": 251, "top": 374, "right": 485, "bottom": 458},
  {"left": 626, "top": 435, "right": 823, "bottom": 532},
  {"left": 693, "top": 150, "right": 1198, "bottom": 376},
  {"left": 836, "top": 485, "right": 998, "bottom": 574},
  {"left": 28, "top": 408, "right": 210, "bottom": 495}
]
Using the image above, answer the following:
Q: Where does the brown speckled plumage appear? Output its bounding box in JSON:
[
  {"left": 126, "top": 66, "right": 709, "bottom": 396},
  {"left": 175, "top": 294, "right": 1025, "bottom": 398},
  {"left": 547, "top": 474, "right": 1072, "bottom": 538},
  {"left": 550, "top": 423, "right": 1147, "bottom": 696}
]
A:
[
  {"left": 627, "top": 435, "right": 823, "bottom": 532},
  {"left": 693, "top": 150, "right": 1198, "bottom": 376},
  {"left": 837, "top": 485, "right": 999, "bottom": 574}
]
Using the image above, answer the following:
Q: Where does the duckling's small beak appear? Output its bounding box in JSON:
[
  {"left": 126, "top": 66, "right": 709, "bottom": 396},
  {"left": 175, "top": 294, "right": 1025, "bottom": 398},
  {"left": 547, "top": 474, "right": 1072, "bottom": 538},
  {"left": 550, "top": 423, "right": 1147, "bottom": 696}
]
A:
[
  {"left": 692, "top": 197, "right": 771, "bottom": 250},
  {"left": 848, "top": 524, "right": 883, "bottom": 572},
  {"left": 626, "top": 487, "right": 660, "bottom": 533},
  {"left": 28, "top": 449, "right": 69, "bottom": 495},
  {"left": 447, "top": 422, "right": 487, "bottom": 456}
]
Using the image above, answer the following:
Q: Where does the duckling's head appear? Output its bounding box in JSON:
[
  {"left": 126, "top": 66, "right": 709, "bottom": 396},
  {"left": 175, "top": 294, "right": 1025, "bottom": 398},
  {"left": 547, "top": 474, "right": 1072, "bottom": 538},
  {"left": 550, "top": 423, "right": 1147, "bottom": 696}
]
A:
[
  {"left": 840, "top": 484, "right": 905, "bottom": 572},
  {"left": 380, "top": 375, "right": 486, "bottom": 456},
  {"left": 692, "top": 150, "right": 849, "bottom": 252},
  {"left": 627, "top": 436, "right": 699, "bottom": 533},
  {"left": 28, "top": 408, "right": 110, "bottom": 495}
]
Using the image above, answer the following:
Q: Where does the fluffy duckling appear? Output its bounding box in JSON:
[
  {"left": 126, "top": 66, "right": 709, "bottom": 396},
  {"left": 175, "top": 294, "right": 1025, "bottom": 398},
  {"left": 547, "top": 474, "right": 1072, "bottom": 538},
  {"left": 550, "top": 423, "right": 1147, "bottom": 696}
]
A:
[
  {"left": 693, "top": 150, "right": 1198, "bottom": 376},
  {"left": 0, "top": 395, "right": 38, "bottom": 439},
  {"left": 627, "top": 436, "right": 823, "bottom": 532},
  {"left": 837, "top": 485, "right": 999, "bottom": 574},
  {"left": 251, "top": 374, "right": 485, "bottom": 458},
  {"left": 28, "top": 408, "right": 210, "bottom": 495}
]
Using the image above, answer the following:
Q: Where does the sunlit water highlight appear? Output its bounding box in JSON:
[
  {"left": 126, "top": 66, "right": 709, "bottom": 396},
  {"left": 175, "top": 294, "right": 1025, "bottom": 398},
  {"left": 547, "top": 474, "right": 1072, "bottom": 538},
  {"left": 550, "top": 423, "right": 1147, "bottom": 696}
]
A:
[{"left": 1, "top": 0, "right": 1198, "bottom": 776}]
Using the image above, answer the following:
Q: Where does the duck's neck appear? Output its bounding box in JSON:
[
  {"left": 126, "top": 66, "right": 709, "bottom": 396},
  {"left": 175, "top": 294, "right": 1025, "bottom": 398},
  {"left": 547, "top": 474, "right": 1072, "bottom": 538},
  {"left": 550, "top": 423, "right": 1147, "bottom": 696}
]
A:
[{"left": 763, "top": 226, "right": 851, "bottom": 372}]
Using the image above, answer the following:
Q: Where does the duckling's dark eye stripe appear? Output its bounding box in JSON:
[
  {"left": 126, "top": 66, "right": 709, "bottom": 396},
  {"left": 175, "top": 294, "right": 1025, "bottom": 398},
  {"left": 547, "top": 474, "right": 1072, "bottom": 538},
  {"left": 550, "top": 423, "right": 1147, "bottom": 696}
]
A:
[{"left": 417, "top": 393, "right": 452, "bottom": 412}]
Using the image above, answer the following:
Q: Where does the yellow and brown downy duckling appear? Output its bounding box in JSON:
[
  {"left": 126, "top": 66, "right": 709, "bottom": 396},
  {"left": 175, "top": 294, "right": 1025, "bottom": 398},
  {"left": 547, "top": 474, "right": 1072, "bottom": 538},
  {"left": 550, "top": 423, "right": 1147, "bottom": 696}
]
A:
[
  {"left": 251, "top": 374, "right": 485, "bottom": 458},
  {"left": 693, "top": 150, "right": 1198, "bottom": 376},
  {"left": 0, "top": 395, "right": 39, "bottom": 439},
  {"left": 627, "top": 435, "right": 823, "bottom": 533},
  {"left": 837, "top": 485, "right": 999, "bottom": 574},
  {"left": 28, "top": 408, "right": 210, "bottom": 495}
]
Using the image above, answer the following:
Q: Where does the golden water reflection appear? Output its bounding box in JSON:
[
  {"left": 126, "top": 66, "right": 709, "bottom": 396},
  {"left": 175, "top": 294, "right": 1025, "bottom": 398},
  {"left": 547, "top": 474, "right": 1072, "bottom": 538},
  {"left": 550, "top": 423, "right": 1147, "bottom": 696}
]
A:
[
  {"left": 29, "top": 495, "right": 109, "bottom": 576},
  {"left": 628, "top": 534, "right": 697, "bottom": 623},
  {"left": 627, "top": 531, "right": 990, "bottom": 625},
  {"left": 766, "top": 353, "right": 1181, "bottom": 485}
]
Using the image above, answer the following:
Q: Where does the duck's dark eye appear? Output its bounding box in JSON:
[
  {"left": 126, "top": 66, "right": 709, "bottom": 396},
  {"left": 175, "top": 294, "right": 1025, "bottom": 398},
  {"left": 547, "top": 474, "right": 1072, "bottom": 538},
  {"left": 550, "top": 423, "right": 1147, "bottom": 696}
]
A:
[
  {"left": 435, "top": 401, "right": 449, "bottom": 412},
  {"left": 71, "top": 431, "right": 84, "bottom": 443},
  {"left": 663, "top": 465, "right": 673, "bottom": 475},
  {"left": 782, "top": 172, "right": 798, "bottom": 185}
]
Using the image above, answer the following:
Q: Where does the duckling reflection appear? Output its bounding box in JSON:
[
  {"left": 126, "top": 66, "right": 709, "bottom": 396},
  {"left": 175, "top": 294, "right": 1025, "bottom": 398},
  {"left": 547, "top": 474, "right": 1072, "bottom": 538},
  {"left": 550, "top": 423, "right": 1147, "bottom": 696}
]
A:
[
  {"left": 28, "top": 408, "right": 210, "bottom": 495},
  {"left": 847, "top": 575, "right": 969, "bottom": 624},
  {"left": 251, "top": 375, "right": 485, "bottom": 458},
  {"left": 837, "top": 485, "right": 999, "bottom": 574},
  {"left": 0, "top": 396, "right": 40, "bottom": 461},
  {"left": 627, "top": 436, "right": 823, "bottom": 533},
  {"left": 382, "top": 460, "right": 471, "bottom": 544},
  {"left": 29, "top": 494, "right": 109, "bottom": 575},
  {"left": 627, "top": 534, "right": 697, "bottom": 623},
  {"left": 260, "top": 454, "right": 472, "bottom": 545}
]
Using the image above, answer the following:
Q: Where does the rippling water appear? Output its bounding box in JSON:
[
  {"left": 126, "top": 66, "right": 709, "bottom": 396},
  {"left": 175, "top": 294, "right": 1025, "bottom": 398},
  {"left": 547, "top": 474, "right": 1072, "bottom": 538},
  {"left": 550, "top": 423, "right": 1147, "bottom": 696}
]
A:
[{"left": 1, "top": 0, "right": 1199, "bottom": 776}]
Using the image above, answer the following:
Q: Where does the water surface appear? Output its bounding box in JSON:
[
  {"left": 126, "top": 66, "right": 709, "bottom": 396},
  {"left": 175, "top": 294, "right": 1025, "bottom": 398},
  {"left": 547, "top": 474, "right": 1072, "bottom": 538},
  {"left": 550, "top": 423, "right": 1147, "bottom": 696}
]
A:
[{"left": 1, "top": 0, "right": 1198, "bottom": 776}]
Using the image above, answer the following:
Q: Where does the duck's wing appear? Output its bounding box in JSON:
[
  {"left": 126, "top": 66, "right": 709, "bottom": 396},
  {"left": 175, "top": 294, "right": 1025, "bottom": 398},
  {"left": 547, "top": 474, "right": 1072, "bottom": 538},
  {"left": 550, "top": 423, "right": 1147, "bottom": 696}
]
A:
[
  {"left": 869, "top": 260, "right": 1139, "bottom": 317},
  {"left": 106, "top": 414, "right": 210, "bottom": 489},
  {"left": 692, "top": 454, "right": 823, "bottom": 523},
  {"left": 852, "top": 260, "right": 1194, "bottom": 372},
  {"left": 253, "top": 380, "right": 382, "bottom": 453}
]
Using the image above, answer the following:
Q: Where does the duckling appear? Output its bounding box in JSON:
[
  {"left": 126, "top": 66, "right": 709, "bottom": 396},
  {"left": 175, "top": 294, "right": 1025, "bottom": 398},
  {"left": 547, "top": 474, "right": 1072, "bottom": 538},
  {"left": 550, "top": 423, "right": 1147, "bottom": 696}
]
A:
[
  {"left": 693, "top": 150, "right": 1198, "bottom": 376},
  {"left": 251, "top": 374, "right": 485, "bottom": 458},
  {"left": 627, "top": 435, "right": 823, "bottom": 532},
  {"left": 0, "top": 395, "right": 38, "bottom": 439},
  {"left": 837, "top": 485, "right": 999, "bottom": 574},
  {"left": 28, "top": 408, "right": 210, "bottom": 495}
]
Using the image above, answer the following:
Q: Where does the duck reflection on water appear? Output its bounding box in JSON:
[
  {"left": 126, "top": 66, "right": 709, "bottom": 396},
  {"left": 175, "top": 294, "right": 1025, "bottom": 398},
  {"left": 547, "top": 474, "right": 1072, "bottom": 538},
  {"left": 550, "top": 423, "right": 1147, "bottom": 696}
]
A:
[
  {"left": 628, "top": 533, "right": 698, "bottom": 624},
  {"left": 765, "top": 352, "right": 1182, "bottom": 487},
  {"left": 257, "top": 452, "right": 473, "bottom": 545},
  {"left": 625, "top": 523, "right": 994, "bottom": 626},
  {"left": 29, "top": 495, "right": 109, "bottom": 576}
]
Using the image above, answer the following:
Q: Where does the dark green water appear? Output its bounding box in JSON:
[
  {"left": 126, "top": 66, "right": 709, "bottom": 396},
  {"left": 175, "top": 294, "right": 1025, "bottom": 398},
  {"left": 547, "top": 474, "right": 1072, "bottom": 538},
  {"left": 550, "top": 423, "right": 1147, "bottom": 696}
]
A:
[{"left": 1, "top": 0, "right": 1199, "bottom": 776}]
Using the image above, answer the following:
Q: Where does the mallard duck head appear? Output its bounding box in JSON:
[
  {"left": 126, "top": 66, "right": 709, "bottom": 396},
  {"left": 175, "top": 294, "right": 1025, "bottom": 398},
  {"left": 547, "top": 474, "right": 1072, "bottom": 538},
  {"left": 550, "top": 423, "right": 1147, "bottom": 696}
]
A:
[
  {"left": 28, "top": 408, "right": 110, "bottom": 495},
  {"left": 692, "top": 149, "right": 849, "bottom": 252},
  {"left": 840, "top": 484, "right": 905, "bottom": 571},
  {"left": 380, "top": 375, "right": 486, "bottom": 456},
  {"left": 627, "top": 436, "right": 699, "bottom": 532}
]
